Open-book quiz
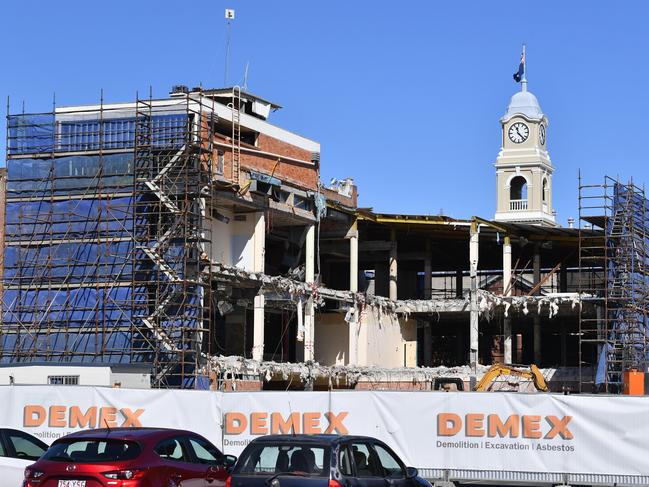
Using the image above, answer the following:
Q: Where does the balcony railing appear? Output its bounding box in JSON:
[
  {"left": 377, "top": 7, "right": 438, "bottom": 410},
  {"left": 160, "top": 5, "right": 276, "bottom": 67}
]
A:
[{"left": 510, "top": 199, "right": 528, "bottom": 211}]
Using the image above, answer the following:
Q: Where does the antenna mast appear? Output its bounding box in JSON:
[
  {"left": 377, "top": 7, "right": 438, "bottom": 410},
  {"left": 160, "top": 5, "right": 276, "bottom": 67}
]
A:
[
  {"left": 224, "top": 8, "right": 235, "bottom": 86},
  {"left": 243, "top": 61, "right": 250, "bottom": 91}
]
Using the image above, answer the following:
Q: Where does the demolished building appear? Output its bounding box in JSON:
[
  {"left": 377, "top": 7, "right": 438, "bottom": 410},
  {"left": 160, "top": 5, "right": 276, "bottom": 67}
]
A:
[{"left": 2, "top": 81, "right": 639, "bottom": 393}]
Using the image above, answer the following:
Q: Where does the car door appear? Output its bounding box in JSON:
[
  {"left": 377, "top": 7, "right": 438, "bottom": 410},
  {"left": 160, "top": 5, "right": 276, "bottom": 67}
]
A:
[
  {"left": 369, "top": 442, "right": 411, "bottom": 487},
  {"left": 154, "top": 435, "right": 208, "bottom": 487},
  {"left": 3, "top": 429, "right": 47, "bottom": 461},
  {"left": 345, "top": 441, "right": 386, "bottom": 487},
  {"left": 0, "top": 431, "right": 30, "bottom": 487},
  {"left": 185, "top": 435, "right": 229, "bottom": 486}
]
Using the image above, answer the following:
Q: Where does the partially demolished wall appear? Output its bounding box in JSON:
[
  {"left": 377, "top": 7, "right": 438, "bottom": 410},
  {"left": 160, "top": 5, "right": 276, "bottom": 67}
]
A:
[{"left": 212, "top": 262, "right": 584, "bottom": 318}]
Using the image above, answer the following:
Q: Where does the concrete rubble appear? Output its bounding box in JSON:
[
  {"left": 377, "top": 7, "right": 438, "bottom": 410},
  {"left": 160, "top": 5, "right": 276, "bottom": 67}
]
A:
[
  {"left": 204, "top": 354, "right": 580, "bottom": 392},
  {"left": 477, "top": 290, "right": 584, "bottom": 320},
  {"left": 205, "top": 354, "right": 492, "bottom": 387},
  {"left": 212, "top": 262, "right": 585, "bottom": 318}
]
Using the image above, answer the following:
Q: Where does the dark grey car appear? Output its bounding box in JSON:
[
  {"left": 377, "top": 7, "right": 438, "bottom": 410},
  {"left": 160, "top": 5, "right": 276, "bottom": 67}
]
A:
[{"left": 229, "top": 434, "right": 431, "bottom": 487}]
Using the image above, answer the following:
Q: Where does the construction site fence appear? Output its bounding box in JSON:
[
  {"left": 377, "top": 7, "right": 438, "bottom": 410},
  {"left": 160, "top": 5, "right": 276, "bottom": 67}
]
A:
[{"left": 1, "top": 385, "right": 648, "bottom": 486}]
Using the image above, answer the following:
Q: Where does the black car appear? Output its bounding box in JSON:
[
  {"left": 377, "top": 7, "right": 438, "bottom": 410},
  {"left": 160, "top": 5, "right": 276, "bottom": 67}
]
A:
[{"left": 228, "top": 434, "right": 431, "bottom": 487}]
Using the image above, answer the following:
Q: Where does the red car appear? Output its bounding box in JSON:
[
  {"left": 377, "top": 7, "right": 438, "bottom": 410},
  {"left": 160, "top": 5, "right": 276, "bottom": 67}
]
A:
[{"left": 23, "top": 427, "right": 236, "bottom": 487}]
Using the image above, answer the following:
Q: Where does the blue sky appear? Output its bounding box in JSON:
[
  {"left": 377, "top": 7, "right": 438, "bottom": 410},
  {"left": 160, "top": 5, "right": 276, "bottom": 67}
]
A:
[{"left": 2, "top": 1, "right": 648, "bottom": 224}]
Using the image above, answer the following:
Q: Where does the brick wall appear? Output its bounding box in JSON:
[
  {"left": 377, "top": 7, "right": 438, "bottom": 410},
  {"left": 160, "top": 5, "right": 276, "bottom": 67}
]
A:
[
  {"left": 322, "top": 185, "right": 358, "bottom": 209},
  {"left": 214, "top": 133, "right": 319, "bottom": 191},
  {"left": 209, "top": 377, "right": 263, "bottom": 392}
]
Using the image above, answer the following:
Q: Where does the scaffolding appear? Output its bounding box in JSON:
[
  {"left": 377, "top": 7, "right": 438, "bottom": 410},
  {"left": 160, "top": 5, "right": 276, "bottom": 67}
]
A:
[
  {"left": 2, "top": 93, "right": 215, "bottom": 387},
  {"left": 578, "top": 175, "right": 649, "bottom": 393}
]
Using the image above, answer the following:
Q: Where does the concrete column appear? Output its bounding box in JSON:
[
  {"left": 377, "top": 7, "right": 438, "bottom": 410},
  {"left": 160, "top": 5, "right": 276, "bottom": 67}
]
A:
[
  {"left": 348, "top": 316, "right": 359, "bottom": 365},
  {"left": 306, "top": 225, "right": 315, "bottom": 284},
  {"left": 424, "top": 239, "right": 432, "bottom": 299},
  {"left": 533, "top": 243, "right": 541, "bottom": 292},
  {"left": 456, "top": 327, "right": 464, "bottom": 364},
  {"left": 455, "top": 269, "right": 463, "bottom": 298},
  {"left": 349, "top": 220, "right": 358, "bottom": 293},
  {"left": 348, "top": 220, "right": 359, "bottom": 365},
  {"left": 252, "top": 295, "right": 265, "bottom": 361},
  {"left": 533, "top": 243, "right": 541, "bottom": 364},
  {"left": 503, "top": 235, "right": 513, "bottom": 364},
  {"left": 304, "top": 224, "right": 315, "bottom": 361},
  {"left": 423, "top": 322, "right": 433, "bottom": 366},
  {"left": 559, "top": 264, "right": 568, "bottom": 293},
  {"left": 252, "top": 211, "right": 266, "bottom": 361},
  {"left": 374, "top": 263, "right": 389, "bottom": 297},
  {"left": 469, "top": 221, "right": 480, "bottom": 382},
  {"left": 389, "top": 229, "right": 398, "bottom": 300},
  {"left": 560, "top": 322, "right": 567, "bottom": 366},
  {"left": 533, "top": 315, "right": 542, "bottom": 365}
]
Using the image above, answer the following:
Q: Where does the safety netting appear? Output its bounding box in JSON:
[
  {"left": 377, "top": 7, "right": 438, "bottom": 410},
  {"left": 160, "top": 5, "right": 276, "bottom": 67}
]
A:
[
  {"left": 595, "top": 182, "right": 649, "bottom": 387},
  {"left": 2, "top": 110, "right": 208, "bottom": 387}
]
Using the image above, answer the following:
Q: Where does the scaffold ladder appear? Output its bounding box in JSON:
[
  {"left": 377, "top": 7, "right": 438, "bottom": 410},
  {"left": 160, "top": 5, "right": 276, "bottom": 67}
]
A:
[{"left": 230, "top": 86, "right": 242, "bottom": 185}]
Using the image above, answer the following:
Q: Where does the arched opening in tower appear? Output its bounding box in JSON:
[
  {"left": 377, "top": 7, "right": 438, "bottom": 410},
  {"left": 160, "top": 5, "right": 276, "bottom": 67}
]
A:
[{"left": 510, "top": 176, "right": 528, "bottom": 210}]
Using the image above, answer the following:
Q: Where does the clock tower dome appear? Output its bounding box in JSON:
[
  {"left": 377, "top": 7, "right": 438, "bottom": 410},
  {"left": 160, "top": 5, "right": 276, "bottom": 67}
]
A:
[{"left": 494, "top": 78, "right": 556, "bottom": 226}]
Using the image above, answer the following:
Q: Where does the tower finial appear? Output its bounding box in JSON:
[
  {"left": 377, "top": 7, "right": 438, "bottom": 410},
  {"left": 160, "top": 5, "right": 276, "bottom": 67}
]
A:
[{"left": 521, "top": 44, "right": 527, "bottom": 92}]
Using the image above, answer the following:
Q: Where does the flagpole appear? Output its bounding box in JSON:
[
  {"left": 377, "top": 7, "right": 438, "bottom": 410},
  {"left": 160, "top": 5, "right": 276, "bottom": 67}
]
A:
[{"left": 522, "top": 43, "right": 527, "bottom": 92}]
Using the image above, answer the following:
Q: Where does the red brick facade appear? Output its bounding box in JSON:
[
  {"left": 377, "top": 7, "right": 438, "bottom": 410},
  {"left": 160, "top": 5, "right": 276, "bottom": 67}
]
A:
[{"left": 214, "top": 133, "right": 319, "bottom": 191}]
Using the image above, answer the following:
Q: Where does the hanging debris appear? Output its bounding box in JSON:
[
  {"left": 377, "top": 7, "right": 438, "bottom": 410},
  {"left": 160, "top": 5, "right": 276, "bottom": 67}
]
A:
[{"left": 212, "top": 262, "right": 585, "bottom": 319}]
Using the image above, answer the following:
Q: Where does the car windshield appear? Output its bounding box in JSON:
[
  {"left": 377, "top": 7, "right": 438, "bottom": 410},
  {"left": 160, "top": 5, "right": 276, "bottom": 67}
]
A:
[
  {"left": 236, "top": 443, "right": 330, "bottom": 477},
  {"left": 42, "top": 439, "right": 141, "bottom": 463}
]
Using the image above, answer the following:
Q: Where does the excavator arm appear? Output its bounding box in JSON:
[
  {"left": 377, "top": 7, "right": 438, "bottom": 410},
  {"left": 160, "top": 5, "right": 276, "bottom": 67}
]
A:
[{"left": 475, "top": 363, "right": 549, "bottom": 392}]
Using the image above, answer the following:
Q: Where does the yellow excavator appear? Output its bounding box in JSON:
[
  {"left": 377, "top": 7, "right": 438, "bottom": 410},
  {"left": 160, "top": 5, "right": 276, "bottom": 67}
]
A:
[{"left": 475, "top": 363, "right": 549, "bottom": 392}]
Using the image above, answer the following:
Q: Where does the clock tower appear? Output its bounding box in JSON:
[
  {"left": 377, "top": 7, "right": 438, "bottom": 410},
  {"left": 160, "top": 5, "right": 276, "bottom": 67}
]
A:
[{"left": 494, "top": 78, "right": 556, "bottom": 226}]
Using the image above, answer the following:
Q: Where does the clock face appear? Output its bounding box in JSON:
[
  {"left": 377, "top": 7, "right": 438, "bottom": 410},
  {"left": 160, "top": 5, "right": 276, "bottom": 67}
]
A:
[
  {"left": 508, "top": 122, "right": 529, "bottom": 144},
  {"left": 539, "top": 124, "right": 546, "bottom": 145}
]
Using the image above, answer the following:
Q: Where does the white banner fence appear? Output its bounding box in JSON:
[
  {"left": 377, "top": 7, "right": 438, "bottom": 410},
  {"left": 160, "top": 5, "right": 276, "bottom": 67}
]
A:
[{"left": 1, "top": 386, "right": 647, "bottom": 485}]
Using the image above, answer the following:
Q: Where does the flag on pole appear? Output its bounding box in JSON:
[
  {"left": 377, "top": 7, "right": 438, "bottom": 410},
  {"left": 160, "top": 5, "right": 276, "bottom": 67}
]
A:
[{"left": 513, "top": 49, "right": 525, "bottom": 83}]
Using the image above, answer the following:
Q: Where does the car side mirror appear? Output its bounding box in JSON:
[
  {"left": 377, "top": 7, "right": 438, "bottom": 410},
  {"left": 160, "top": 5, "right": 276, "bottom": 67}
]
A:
[
  {"left": 405, "top": 467, "right": 418, "bottom": 479},
  {"left": 225, "top": 454, "right": 237, "bottom": 470}
]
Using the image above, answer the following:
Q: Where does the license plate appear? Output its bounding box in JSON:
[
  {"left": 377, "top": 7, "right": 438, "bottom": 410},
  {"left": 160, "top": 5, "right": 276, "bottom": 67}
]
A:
[{"left": 58, "top": 481, "right": 86, "bottom": 487}]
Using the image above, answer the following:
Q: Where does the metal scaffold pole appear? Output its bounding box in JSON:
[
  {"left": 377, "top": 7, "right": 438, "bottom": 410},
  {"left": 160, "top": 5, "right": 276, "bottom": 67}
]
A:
[
  {"left": 2, "top": 91, "right": 215, "bottom": 388},
  {"left": 578, "top": 174, "right": 649, "bottom": 393}
]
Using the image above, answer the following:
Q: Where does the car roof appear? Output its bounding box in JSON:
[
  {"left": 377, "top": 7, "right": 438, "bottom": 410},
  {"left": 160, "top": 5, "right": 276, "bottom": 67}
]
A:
[
  {"left": 56, "top": 427, "right": 198, "bottom": 442},
  {"left": 250, "top": 434, "right": 381, "bottom": 445}
]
